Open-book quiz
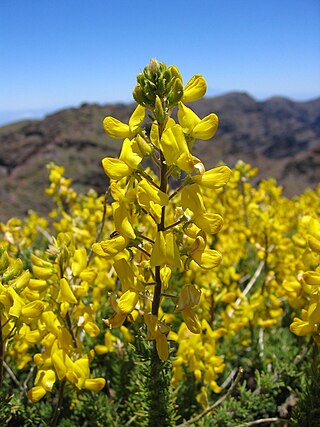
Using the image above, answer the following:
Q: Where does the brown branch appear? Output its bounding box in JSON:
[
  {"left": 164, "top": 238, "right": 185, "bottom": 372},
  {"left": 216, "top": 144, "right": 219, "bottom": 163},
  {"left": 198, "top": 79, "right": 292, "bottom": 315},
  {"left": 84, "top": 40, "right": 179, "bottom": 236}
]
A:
[
  {"left": 235, "top": 418, "right": 287, "bottom": 427},
  {"left": 175, "top": 368, "right": 243, "bottom": 427}
]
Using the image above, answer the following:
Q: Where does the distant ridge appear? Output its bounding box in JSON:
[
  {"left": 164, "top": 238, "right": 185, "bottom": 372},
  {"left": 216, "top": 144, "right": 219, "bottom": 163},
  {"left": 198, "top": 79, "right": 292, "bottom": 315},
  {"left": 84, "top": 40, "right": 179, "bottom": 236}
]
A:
[{"left": 1, "top": 92, "right": 319, "bottom": 220}]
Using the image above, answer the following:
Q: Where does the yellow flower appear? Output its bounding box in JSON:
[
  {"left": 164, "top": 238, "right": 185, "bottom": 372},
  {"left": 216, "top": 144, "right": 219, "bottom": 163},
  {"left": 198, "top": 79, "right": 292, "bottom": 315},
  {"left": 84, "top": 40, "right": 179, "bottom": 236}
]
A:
[
  {"left": 113, "top": 258, "right": 144, "bottom": 292},
  {"left": 84, "top": 378, "right": 106, "bottom": 392},
  {"left": 136, "top": 178, "right": 169, "bottom": 216},
  {"left": 118, "top": 290, "right": 139, "bottom": 314},
  {"left": 181, "top": 184, "right": 205, "bottom": 215},
  {"left": 27, "top": 385, "right": 47, "bottom": 402},
  {"left": 57, "top": 278, "right": 78, "bottom": 305},
  {"left": 159, "top": 121, "right": 195, "bottom": 173},
  {"left": 102, "top": 138, "right": 143, "bottom": 180},
  {"left": 104, "top": 294, "right": 127, "bottom": 329},
  {"left": 113, "top": 201, "right": 136, "bottom": 239},
  {"left": 178, "top": 102, "right": 218, "bottom": 140},
  {"left": 103, "top": 104, "right": 145, "bottom": 139},
  {"left": 290, "top": 316, "right": 314, "bottom": 336},
  {"left": 150, "top": 231, "right": 181, "bottom": 268},
  {"left": 92, "top": 234, "right": 128, "bottom": 259},
  {"left": 175, "top": 285, "right": 202, "bottom": 334},
  {"left": 21, "top": 300, "right": 45, "bottom": 318},
  {"left": 144, "top": 313, "right": 170, "bottom": 360},
  {"left": 193, "top": 212, "right": 224, "bottom": 235},
  {"left": 72, "top": 248, "right": 87, "bottom": 276},
  {"left": 190, "top": 232, "right": 222, "bottom": 269},
  {"left": 193, "top": 165, "right": 232, "bottom": 189},
  {"left": 182, "top": 74, "right": 207, "bottom": 102}
]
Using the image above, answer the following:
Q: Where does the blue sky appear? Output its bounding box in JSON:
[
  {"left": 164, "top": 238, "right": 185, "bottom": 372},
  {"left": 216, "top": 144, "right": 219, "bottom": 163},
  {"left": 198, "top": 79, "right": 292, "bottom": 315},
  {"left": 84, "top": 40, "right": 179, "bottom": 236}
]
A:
[{"left": 0, "top": 0, "right": 319, "bottom": 125}]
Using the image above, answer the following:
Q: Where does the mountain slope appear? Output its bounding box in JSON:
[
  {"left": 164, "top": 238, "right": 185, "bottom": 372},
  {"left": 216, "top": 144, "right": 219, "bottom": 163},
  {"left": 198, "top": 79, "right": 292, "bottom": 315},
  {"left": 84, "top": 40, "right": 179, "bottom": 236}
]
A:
[{"left": 1, "top": 93, "right": 319, "bottom": 220}]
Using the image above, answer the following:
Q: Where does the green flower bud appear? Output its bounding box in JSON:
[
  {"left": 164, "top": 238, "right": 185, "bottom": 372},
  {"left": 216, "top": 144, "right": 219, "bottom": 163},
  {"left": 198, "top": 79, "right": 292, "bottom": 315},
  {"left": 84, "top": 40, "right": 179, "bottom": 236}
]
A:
[
  {"left": 154, "top": 95, "right": 166, "bottom": 123},
  {"left": 135, "top": 134, "right": 153, "bottom": 157},
  {"left": 168, "top": 65, "right": 182, "bottom": 81},
  {"left": 133, "top": 83, "right": 149, "bottom": 106},
  {"left": 168, "top": 78, "right": 184, "bottom": 106},
  {"left": 148, "top": 58, "right": 160, "bottom": 75}
]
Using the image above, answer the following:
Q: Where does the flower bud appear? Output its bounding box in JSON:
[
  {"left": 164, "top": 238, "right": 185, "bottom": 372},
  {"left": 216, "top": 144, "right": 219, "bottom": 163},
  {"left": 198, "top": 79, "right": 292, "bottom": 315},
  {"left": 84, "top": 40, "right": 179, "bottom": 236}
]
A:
[
  {"left": 133, "top": 84, "right": 149, "bottom": 106},
  {"left": 168, "top": 78, "right": 183, "bottom": 106},
  {"left": 154, "top": 95, "right": 166, "bottom": 123},
  {"left": 135, "top": 134, "right": 153, "bottom": 157},
  {"left": 168, "top": 65, "right": 182, "bottom": 81},
  {"left": 148, "top": 58, "right": 160, "bottom": 75}
]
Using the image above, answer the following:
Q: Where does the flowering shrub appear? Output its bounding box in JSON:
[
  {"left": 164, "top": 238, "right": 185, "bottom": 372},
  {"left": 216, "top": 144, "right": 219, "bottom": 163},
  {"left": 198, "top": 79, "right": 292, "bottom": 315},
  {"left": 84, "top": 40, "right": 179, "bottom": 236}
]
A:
[{"left": 0, "top": 60, "right": 319, "bottom": 426}]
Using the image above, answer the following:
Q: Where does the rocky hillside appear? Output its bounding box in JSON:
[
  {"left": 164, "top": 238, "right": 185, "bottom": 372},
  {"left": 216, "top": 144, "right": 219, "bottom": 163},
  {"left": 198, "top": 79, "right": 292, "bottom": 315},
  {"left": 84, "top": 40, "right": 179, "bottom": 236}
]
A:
[{"left": 1, "top": 92, "right": 319, "bottom": 221}]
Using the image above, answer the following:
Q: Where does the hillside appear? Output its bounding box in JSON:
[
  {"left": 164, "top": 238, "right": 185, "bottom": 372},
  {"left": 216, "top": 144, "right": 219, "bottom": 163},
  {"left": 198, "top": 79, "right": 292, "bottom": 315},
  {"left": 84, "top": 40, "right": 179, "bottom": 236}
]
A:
[{"left": 1, "top": 92, "right": 319, "bottom": 221}]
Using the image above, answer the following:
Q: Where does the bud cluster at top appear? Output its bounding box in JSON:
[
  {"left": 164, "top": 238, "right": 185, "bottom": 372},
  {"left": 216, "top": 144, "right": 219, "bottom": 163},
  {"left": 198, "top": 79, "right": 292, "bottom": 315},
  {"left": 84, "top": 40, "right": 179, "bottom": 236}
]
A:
[{"left": 133, "top": 59, "right": 184, "bottom": 117}]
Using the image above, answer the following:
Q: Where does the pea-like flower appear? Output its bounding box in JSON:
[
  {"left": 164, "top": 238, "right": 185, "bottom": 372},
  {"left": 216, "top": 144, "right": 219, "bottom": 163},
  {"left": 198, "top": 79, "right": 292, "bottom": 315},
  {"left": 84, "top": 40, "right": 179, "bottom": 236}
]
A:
[
  {"left": 175, "top": 284, "right": 202, "bottom": 334},
  {"left": 103, "top": 104, "right": 145, "bottom": 139}
]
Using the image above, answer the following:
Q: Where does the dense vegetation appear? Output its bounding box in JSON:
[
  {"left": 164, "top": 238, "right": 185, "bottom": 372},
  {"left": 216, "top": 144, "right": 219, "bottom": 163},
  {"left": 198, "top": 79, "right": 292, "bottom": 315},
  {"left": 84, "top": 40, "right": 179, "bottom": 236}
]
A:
[{"left": 1, "top": 60, "right": 319, "bottom": 426}]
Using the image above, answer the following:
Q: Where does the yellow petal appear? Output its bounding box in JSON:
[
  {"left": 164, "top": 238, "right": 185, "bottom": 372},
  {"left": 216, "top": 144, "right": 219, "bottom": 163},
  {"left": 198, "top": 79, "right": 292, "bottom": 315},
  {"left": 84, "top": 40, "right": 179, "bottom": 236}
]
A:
[
  {"left": 13, "top": 269, "right": 31, "bottom": 290},
  {"left": 160, "top": 266, "right": 171, "bottom": 290},
  {"left": 103, "top": 116, "right": 132, "bottom": 139},
  {"left": 193, "top": 166, "right": 232, "bottom": 189},
  {"left": 191, "top": 247, "right": 222, "bottom": 270},
  {"left": 39, "top": 369, "right": 56, "bottom": 392},
  {"left": 52, "top": 349, "right": 70, "bottom": 380},
  {"left": 290, "top": 317, "right": 314, "bottom": 336},
  {"left": 72, "top": 248, "right": 87, "bottom": 276},
  {"left": 21, "top": 300, "right": 45, "bottom": 318},
  {"left": 93, "top": 235, "right": 127, "bottom": 258},
  {"left": 144, "top": 313, "right": 158, "bottom": 339},
  {"left": 128, "top": 104, "right": 145, "bottom": 131},
  {"left": 119, "top": 138, "right": 143, "bottom": 169},
  {"left": 303, "top": 271, "right": 320, "bottom": 286},
  {"left": 175, "top": 285, "right": 201, "bottom": 311},
  {"left": 178, "top": 102, "right": 199, "bottom": 134},
  {"left": 32, "top": 265, "right": 53, "bottom": 280},
  {"left": 308, "top": 235, "right": 320, "bottom": 253},
  {"left": 7, "top": 287, "right": 24, "bottom": 318},
  {"left": 84, "top": 321, "right": 100, "bottom": 337},
  {"left": 182, "top": 74, "right": 207, "bottom": 102},
  {"left": 84, "top": 378, "right": 106, "bottom": 391},
  {"left": 160, "top": 124, "right": 189, "bottom": 166},
  {"left": 102, "top": 157, "right": 131, "bottom": 180},
  {"left": 104, "top": 311, "right": 126, "bottom": 329},
  {"left": 192, "top": 113, "right": 218, "bottom": 140},
  {"left": 193, "top": 213, "right": 224, "bottom": 234},
  {"left": 113, "top": 201, "right": 136, "bottom": 239},
  {"left": 156, "top": 333, "right": 169, "bottom": 360},
  {"left": 182, "top": 308, "right": 201, "bottom": 334},
  {"left": 181, "top": 184, "right": 204, "bottom": 214},
  {"left": 150, "top": 231, "right": 180, "bottom": 267},
  {"left": 137, "top": 179, "right": 169, "bottom": 209},
  {"left": 308, "top": 302, "right": 320, "bottom": 324},
  {"left": 118, "top": 290, "right": 139, "bottom": 314},
  {"left": 27, "top": 386, "right": 47, "bottom": 402},
  {"left": 57, "top": 278, "right": 78, "bottom": 304}
]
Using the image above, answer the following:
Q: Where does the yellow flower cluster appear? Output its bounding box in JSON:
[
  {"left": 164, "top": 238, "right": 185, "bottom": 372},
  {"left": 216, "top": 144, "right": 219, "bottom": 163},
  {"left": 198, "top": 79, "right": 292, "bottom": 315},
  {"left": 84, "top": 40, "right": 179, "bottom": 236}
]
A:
[
  {"left": 1, "top": 60, "right": 320, "bottom": 411},
  {"left": 284, "top": 215, "right": 320, "bottom": 343},
  {"left": 92, "top": 59, "right": 230, "bottom": 360}
]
